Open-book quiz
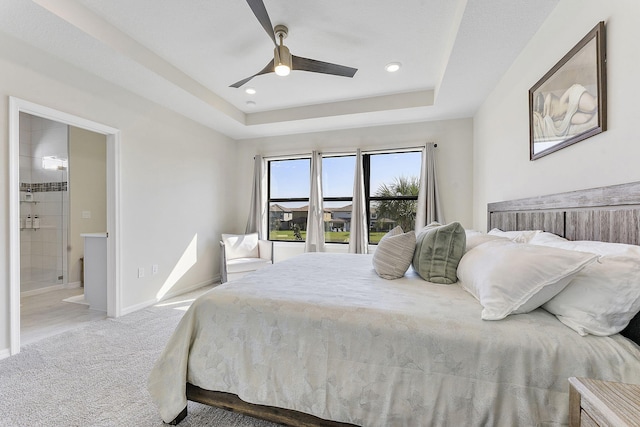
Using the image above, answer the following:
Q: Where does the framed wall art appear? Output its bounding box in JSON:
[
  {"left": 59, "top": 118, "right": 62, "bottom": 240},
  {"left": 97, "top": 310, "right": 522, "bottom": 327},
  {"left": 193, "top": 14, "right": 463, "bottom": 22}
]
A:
[{"left": 529, "top": 21, "right": 607, "bottom": 160}]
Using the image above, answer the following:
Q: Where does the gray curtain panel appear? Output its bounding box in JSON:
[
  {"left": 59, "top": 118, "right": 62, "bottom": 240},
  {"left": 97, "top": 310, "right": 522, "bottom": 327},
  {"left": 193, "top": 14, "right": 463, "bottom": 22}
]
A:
[
  {"left": 349, "top": 148, "right": 369, "bottom": 254},
  {"left": 416, "top": 143, "right": 443, "bottom": 230},
  {"left": 305, "top": 150, "right": 326, "bottom": 252},
  {"left": 245, "top": 155, "right": 267, "bottom": 238}
]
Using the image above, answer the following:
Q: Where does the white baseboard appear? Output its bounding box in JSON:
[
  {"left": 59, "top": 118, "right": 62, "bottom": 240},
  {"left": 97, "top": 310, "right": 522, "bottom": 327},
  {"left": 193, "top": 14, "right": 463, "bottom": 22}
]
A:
[
  {"left": 65, "top": 281, "right": 82, "bottom": 289},
  {"left": 0, "top": 347, "right": 11, "bottom": 360},
  {"left": 120, "top": 299, "right": 157, "bottom": 317},
  {"left": 21, "top": 284, "right": 64, "bottom": 297},
  {"left": 20, "top": 281, "right": 82, "bottom": 298},
  {"left": 119, "top": 277, "right": 219, "bottom": 317}
]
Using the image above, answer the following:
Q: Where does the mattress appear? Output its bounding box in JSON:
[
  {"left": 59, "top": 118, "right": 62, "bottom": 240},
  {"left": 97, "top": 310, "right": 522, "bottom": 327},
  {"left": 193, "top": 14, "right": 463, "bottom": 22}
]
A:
[{"left": 148, "top": 252, "right": 640, "bottom": 426}]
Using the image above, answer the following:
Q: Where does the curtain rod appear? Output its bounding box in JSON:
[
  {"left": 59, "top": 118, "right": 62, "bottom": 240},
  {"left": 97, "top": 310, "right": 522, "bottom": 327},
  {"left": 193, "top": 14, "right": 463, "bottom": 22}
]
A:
[{"left": 262, "top": 143, "right": 436, "bottom": 161}]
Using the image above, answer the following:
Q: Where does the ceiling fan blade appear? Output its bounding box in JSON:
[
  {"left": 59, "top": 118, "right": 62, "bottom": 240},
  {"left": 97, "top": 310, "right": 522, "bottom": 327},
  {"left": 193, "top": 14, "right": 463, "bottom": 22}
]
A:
[
  {"left": 229, "top": 60, "right": 275, "bottom": 88},
  {"left": 246, "top": 0, "right": 277, "bottom": 46},
  {"left": 292, "top": 55, "right": 357, "bottom": 78}
]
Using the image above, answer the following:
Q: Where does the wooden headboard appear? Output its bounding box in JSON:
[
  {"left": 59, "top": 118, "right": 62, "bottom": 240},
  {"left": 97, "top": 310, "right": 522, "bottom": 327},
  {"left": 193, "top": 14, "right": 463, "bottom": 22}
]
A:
[{"left": 487, "top": 181, "right": 640, "bottom": 245}]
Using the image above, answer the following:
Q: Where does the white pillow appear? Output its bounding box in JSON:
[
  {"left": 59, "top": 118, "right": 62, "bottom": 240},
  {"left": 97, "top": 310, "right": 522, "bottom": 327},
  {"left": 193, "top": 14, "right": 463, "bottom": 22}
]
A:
[
  {"left": 533, "top": 239, "right": 640, "bottom": 258},
  {"left": 488, "top": 228, "right": 541, "bottom": 243},
  {"left": 465, "top": 229, "right": 483, "bottom": 239},
  {"left": 532, "top": 239, "right": 640, "bottom": 336},
  {"left": 465, "top": 233, "right": 508, "bottom": 251},
  {"left": 457, "top": 239, "right": 597, "bottom": 320},
  {"left": 528, "top": 232, "right": 568, "bottom": 245},
  {"left": 373, "top": 226, "right": 416, "bottom": 279},
  {"left": 222, "top": 233, "right": 260, "bottom": 260}
]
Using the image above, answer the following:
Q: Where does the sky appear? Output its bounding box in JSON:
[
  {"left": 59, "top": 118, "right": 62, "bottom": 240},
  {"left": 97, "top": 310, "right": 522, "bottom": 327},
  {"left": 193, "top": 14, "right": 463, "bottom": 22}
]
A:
[{"left": 270, "top": 151, "right": 421, "bottom": 205}]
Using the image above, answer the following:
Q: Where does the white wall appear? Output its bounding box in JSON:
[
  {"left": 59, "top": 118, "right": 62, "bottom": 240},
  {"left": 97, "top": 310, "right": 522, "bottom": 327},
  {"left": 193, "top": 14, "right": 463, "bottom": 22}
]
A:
[
  {"left": 0, "top": 33, "right": 238, "bottom": 355},
  {"left": 236, "top": 118, "right": 475, "bottom": 259},
  {"left": 473, "top": 0, "right": 640, "bottom": 229},
  {"left": 69, "top": 126, "right": 107, "bottom": 286}
]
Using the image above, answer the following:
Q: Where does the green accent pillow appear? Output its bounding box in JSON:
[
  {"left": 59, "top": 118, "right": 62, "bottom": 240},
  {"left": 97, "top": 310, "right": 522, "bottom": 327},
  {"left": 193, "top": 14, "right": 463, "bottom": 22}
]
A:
[{"left": 412, "top": 221, "right": 466, "bottom": 284}]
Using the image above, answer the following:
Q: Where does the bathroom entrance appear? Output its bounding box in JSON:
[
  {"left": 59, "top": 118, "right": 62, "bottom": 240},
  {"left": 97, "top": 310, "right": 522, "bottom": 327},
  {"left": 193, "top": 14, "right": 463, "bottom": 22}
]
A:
[
  {"left": 9, "top": 97, "right": 122, "bottom": 356},
  {"left": 18, "top": 113, "right": 108, "bottom": 343}
]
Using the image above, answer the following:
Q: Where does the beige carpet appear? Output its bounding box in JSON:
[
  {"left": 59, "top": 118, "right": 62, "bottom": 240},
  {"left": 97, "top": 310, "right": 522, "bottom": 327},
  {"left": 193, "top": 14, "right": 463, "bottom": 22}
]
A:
[{"left": 0, "top": 300, "right": 279, "bottom": 427}]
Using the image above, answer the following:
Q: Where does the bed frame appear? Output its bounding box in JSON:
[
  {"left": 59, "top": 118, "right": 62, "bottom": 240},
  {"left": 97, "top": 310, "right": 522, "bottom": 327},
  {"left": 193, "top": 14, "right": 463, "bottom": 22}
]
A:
[
  {"left": 172, "top": 384, "right": 358, "bottom": 426},
  {"left": 487, "top": 181, "right": 640, "bottom": 245},
  {"left": 171, "top": 181, "right": 640, "bottom": 426}
]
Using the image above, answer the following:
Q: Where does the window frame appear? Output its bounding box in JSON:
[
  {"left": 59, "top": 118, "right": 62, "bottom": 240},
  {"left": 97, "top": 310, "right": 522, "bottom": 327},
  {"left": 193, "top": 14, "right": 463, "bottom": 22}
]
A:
[
  {"left": 267, "top": 157, "right": 311, "bottom": 242},
  {"left": 363, "top": 151, "right": 421, "bottom": 242},
  {"left": 321, "top": 154, "right": 356, "bottom": 244},
  {"left": 266, "top": 149, "right": 422, "bottom": 244}
]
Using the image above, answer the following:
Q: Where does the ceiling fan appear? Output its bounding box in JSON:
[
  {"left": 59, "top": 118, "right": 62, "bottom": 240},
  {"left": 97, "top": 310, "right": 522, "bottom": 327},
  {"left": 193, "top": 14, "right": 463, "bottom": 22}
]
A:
[{"left": 230, "top": 0, "right": 358, "bottom": 88}]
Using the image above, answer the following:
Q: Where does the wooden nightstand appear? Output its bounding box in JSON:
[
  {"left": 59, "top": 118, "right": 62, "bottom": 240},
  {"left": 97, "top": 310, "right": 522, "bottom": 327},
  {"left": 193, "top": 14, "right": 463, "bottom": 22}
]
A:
[{"left": 569, "top": 377, "right": 640, "bottom": 426}]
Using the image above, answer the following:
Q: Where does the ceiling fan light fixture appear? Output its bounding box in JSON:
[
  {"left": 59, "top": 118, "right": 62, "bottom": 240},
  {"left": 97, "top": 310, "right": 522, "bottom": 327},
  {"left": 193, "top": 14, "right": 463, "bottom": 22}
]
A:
[
  {"left": 274, "top": 44, "right": 292, "bottom": 76},
  {"left": 245, "top": 87, "right": 256, "bottom": 95},
  {"left": 275, "top": 63, "right": 290, "bottom": 76},
  {"left": 385, "top": 62, "right": 402, "bottom": 73}
]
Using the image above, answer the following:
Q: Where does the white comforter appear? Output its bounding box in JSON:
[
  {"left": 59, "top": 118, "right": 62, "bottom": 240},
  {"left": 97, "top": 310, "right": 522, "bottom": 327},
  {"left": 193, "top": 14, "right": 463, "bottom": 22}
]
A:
[{"left": 148, "top": 253, "right": 640, "bottom": 426}]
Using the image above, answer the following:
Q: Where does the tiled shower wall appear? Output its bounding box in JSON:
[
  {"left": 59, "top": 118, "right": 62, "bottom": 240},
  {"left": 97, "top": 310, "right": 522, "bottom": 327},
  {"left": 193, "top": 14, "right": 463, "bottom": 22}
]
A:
[{"left": 19, "top": 113, "right": 69, "bottom": 294}]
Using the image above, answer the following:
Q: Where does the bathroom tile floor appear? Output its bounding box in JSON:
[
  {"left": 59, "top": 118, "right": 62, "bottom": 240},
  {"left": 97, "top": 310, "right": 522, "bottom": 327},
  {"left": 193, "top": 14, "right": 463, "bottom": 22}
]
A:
[
  {"left": 20, "top": 285, "right": 216, "bottom": 346},
  {"left": 20, "top": 287, "right": 106, "bottom": 346}
]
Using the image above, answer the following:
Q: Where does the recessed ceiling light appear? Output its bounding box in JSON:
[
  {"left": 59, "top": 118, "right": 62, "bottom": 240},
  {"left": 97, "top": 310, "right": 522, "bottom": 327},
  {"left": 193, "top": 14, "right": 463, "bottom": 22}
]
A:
[
  {"left": 385, "top": 62, "right": 402, "bottom": 73},
  {"left": 246, "top": 101, "right": 256, "bottom": 107},
  {"left": 245, "top": 87, "right": 256, "bottom": 95}
]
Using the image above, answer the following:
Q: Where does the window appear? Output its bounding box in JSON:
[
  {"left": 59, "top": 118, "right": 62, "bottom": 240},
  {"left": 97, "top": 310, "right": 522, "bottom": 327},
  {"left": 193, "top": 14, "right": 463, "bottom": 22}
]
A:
[
  {"left": 322, "top": 155, "right": 355, "bottom": 243},
  {"left": 365, "top": 151, "right": 421, "bottom": 244},
  {"left": 267, "top": 150, "right": 421, "bottom": 244},
  {"left": 268, "top": 158, "right": 310, "bottom": 241}
]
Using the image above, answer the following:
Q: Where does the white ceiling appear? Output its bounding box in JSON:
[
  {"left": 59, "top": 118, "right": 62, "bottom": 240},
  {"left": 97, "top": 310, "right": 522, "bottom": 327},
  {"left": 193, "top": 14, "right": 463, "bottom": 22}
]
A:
[{"left": 0, "top": 0, "right": 559, "bottom": 139}]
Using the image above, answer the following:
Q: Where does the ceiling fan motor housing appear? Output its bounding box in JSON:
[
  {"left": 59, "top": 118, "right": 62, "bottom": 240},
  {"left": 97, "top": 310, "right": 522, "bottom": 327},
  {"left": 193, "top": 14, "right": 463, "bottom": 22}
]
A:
[
  {"left": 274, "top": 24, "right": 288, "bottom": 40},
  {"left": 274, "top": 25, "right": 292, "bottom": 76}
]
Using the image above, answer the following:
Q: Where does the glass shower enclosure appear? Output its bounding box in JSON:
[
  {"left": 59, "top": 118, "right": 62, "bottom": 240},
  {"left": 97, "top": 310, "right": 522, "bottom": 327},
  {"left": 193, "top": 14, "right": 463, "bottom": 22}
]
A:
[{"left": 19, "top": 112, "right": 69, "bottom": 294}]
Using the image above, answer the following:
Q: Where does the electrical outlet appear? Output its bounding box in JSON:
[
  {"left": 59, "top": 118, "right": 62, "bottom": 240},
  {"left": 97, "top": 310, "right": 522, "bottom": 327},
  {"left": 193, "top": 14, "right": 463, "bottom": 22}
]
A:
[
  {"left": 138, "top": 267, "right": 145, "bottom": 278},
  {"left": 152, "top": 264, "right": 158, "bottom": 275}
]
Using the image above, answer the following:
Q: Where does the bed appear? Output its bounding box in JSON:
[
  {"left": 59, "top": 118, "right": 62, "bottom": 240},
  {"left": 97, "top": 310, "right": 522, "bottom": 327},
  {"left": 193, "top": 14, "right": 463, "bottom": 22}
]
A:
[{"left": 148, "top": 181, "right": 640, "bottom": 426}]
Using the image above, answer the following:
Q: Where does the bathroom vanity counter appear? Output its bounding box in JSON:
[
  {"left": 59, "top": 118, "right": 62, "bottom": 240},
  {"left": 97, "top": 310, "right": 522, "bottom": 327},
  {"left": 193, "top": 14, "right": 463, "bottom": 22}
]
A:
[{"left": 81, "top": 233, "right": 107, "bottom": 312}]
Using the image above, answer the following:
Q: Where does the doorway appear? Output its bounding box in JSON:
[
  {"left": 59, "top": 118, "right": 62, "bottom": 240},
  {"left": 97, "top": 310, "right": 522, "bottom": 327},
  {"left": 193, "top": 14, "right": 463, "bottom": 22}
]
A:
[
  {"left": 18, "top": 114, "right": 109, "bottom": 344},
  {"left": 9, "top": 97, "right": 122, "bottom": 356}
]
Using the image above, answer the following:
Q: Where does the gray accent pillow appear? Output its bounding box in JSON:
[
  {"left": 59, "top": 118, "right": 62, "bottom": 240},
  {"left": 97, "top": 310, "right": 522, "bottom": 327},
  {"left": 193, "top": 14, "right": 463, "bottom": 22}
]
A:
[
  {"left": 413, "top": 221, "right": 466, "bottom": 284},
  {"left": 372, "top": 226, "right": 416, "bottom": 279}
]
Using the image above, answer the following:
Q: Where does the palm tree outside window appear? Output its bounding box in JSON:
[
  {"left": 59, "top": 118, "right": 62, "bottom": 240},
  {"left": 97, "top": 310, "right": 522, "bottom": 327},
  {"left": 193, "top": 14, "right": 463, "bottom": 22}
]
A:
[{"left": 364, "top": 151, "right": 421, "bottom": 243}]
